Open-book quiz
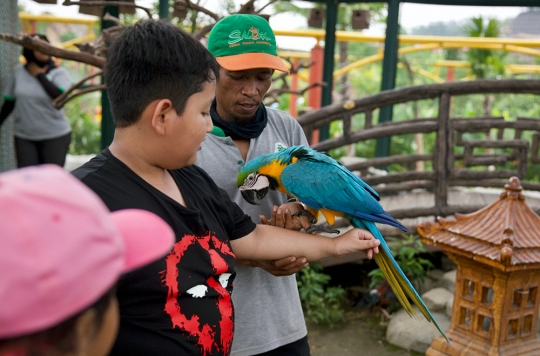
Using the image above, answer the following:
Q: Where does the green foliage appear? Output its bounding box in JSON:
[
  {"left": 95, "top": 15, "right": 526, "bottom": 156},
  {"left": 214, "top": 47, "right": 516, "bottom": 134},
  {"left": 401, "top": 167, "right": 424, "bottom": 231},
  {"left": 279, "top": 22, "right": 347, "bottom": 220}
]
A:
[
  {"left": 63, "top": 94, "right": 101, "bottom": 155},
  {"left": 297, "top": 264, "right": 347, "bottom": 328},
  {"left": 410, "top": 20, "right": 469, "bottom": 36},
  {"left": 59, "top": 31, "right": 77, "bottom": 43},
  {"left": 368, "top": 234, "right": 434, "bottom": 290},
  {"left": 464, "top": 17, "right": 507, "bottom": 79},
  {"left": 444, "top": 48, "right": 461, "bottom": 61},
  {"left": 273, "top": 1, "right": 309, "bottom": 17}
]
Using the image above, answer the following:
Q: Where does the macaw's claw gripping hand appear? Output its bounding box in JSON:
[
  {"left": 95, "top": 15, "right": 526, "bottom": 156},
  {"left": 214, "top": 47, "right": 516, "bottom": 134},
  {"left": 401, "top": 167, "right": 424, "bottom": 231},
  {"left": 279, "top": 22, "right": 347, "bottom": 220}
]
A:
[
  {"left": 237, "top": 145, "right": 451, "bottom": 344},
  {"left": 291, "top": 209, "right": 318, "bottom": 225},
  {"left": 305, "top": 222, "right": 340, "bottom": 235}
]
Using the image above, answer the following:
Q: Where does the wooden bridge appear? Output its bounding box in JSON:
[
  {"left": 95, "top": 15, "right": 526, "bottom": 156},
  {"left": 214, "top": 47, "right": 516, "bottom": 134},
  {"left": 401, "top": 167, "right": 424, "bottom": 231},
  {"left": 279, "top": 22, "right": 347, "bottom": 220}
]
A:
[{"left": 296, "top": 79, "right": 540, "bottom": 234}]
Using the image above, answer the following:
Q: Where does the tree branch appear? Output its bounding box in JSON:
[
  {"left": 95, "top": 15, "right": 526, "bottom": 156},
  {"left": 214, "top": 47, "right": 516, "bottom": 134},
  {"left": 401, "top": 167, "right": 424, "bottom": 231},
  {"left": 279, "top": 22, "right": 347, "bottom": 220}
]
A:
[
  {"left": 0, "top": 33, "right": 106, "bottom": 68},
  {"left": 237, "top": 0, "right": 257, "bottom": 14},
  {"left": 264, "top": 82, "right": 326, "bottom": 106},
  {"left": 255, "top": 0, "right": 279, "bottom": 14},
  {"left": 192, "top": 0, "right": 274, "bottom": 40},
  {"left": 53, "top": 71, "right": 103, "bottom": 109},
  {"left": 178, "top": 0, "right": 220, "bottom": 21},
  {"left": 102, "top": 12, "right": 123, "bottom": 26},
  {"left": 193, "top": 23, "right": 216, "bottom": 41},
  {"left": 54, "top": 84, "right": 107, "bottom": 109},
  {"left": 62, "top": 0, "right": 153, "bottom": 19}
]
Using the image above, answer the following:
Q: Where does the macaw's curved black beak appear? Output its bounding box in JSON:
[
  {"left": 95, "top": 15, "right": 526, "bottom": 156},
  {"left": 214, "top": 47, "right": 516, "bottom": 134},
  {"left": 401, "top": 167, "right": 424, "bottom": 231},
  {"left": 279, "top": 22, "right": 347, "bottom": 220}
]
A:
[
  {"left": 239, "top": 175, "right": 270, "bottom": 205},
  {"left": 240, "top": 187, "right": 269, "bottom": 205},
  {"left": 241, "top": 189, "right": 258, "bottom": 205}
]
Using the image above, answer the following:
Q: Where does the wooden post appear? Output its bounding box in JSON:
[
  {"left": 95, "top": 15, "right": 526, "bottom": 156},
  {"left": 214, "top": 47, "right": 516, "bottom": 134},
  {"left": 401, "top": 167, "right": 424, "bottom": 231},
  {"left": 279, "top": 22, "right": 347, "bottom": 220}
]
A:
[
  {"left": 434, "top": 91, "right": 450, "bottom": 216},
  {"left": 319, "top": 0, "right": 338, "bottom": 143},
  {"left": 308, "top": 43, "right": 323, "bottom": 145},
  {"left": 289, "top": 58, "right": 298, "bottom": 117}
]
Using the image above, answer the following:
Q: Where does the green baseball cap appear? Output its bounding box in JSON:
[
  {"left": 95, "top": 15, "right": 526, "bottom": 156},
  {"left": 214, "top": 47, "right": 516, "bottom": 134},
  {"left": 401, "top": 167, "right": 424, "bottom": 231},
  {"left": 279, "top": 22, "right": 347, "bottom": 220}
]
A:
[{"left": 207, "top": 14, "right": 289, "bottom": 73}]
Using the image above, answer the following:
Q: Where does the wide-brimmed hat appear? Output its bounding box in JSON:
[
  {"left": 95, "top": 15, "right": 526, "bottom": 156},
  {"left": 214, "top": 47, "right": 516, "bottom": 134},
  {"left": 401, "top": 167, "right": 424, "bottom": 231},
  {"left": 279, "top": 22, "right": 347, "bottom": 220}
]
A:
[
  {"left": 208, "top": 14, "right": 289, "bottom": 73},
  {"left": 0, "top": 165, "right": 174, "bottom": 338}
]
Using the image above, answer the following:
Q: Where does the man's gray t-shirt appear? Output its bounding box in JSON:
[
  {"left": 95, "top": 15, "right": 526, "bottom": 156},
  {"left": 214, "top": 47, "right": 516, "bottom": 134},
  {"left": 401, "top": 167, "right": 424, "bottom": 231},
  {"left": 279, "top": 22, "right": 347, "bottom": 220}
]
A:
[
  {"left": 196, "top": 107, "right": 309, "bottom": 355},
  {"left": 2, "top": 65, "right": 71, "bottom": 140}
]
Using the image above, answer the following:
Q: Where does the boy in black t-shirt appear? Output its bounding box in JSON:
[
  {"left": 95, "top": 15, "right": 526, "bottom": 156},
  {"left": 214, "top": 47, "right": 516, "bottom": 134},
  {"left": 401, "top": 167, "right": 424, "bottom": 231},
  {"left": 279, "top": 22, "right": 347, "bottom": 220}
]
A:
[{"left": 72, "top": 20, "right": 380, "bottom": 356}]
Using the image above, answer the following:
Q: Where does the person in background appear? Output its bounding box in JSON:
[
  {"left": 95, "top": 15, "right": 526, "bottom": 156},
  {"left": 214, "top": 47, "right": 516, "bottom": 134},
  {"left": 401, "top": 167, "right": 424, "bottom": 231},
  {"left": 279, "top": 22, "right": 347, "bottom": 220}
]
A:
[
  {"left": 0, "top": 34, "right": 72, "bottom": 168},
  {"left": 72, "top": 20, "right": 379, "bottom": 355},
  {"left": 197, "top": 14, "right": 313, "bottom": 356},
  {"left": 0, "top": 164, "right": 174, "bottom": 356}
]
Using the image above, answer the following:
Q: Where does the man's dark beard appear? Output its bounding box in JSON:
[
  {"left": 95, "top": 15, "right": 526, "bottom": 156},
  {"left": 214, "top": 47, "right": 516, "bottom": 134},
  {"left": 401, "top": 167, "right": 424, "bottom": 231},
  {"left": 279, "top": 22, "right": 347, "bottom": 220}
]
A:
[
  {"left": 223, "top": 112, "right": 253, "bottom": 125},
  {"left": 210, "top": 100, "right": 268, "bottom": 140}
]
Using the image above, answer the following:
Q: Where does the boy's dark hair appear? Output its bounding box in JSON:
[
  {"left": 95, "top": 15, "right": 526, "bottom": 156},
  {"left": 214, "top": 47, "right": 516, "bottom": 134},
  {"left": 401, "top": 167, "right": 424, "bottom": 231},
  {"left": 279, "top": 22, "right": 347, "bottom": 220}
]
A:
[
  {"left": 0, "top": 286, "right": 116, "bottom": 356},
  {"left": 104, "top": 20, "right": 219, "bottom": 127}
]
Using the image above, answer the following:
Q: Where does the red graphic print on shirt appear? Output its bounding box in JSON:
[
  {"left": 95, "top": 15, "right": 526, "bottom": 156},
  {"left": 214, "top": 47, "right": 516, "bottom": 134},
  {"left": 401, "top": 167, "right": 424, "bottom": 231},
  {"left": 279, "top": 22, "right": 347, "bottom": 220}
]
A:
[{"left": 162, "top": 232, "right": 236, "bottom": 355}]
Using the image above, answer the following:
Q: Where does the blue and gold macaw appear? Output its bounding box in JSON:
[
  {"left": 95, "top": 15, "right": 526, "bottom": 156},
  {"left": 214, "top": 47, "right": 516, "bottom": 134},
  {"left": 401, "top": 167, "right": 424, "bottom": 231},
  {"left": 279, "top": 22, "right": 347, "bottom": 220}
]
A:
[{"left": 237, "top": 145, "right": 449, "bottom": 342}]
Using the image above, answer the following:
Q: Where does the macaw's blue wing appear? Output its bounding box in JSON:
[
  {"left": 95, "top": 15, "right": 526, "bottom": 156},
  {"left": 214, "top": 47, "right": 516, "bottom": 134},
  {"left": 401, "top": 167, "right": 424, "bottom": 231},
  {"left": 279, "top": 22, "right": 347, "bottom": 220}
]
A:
[
  {"left": 280, "top": 148, "right": 450, "bottom": 343},
  {"left": 280, "top": 149, "right": 406, "bottom": 231}
]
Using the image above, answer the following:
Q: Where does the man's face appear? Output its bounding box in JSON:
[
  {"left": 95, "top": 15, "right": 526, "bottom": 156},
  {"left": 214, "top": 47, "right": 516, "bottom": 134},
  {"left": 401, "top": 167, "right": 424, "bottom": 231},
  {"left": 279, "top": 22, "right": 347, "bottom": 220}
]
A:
[{"left": 215, "top": 67, "right": 273, "bottom": 124}]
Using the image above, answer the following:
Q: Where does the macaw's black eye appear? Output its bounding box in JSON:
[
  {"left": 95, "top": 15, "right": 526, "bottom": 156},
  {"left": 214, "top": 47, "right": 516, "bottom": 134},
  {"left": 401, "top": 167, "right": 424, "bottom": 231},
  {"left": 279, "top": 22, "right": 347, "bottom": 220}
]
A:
[{"left": 256, "top": 187, "right": 268, "bottom": 200}]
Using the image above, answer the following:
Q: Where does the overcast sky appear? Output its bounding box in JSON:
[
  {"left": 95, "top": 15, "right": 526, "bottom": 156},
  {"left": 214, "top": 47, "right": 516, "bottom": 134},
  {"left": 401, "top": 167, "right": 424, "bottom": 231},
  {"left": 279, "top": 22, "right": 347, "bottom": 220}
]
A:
[{"left": 18, "top": 0, "right": 527, "bottom": 51}]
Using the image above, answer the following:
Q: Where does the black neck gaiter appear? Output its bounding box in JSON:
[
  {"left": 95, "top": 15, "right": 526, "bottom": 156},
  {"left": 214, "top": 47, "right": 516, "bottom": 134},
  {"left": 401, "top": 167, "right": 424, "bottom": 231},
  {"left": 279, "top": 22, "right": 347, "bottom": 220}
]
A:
[{"left": 210, "top": 100, "right": 268, "bottom": 140}]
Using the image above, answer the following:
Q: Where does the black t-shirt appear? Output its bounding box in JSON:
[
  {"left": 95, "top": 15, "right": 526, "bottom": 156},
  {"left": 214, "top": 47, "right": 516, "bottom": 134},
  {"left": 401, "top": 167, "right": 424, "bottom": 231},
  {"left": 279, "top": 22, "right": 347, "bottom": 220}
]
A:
[{"left": 72, "top": 149, "right": 256, "bottom": 356}]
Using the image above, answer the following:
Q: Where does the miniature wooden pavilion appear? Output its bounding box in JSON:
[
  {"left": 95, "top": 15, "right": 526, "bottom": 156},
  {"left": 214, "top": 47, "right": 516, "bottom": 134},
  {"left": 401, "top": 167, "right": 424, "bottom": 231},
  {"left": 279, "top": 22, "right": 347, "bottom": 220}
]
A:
[{"left": 417, "top": 177, "right": 540, "bottom": 355}]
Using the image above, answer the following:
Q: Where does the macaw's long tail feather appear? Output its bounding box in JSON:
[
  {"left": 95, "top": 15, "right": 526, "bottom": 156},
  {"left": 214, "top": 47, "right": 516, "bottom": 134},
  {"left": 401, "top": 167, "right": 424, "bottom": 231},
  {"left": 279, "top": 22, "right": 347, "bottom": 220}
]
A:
[
  {"left": 373, "top": 211, "right": 408, "bottom": 232},
  {"left": 350, "top": 217, "right": 450, "bottom": 343}
]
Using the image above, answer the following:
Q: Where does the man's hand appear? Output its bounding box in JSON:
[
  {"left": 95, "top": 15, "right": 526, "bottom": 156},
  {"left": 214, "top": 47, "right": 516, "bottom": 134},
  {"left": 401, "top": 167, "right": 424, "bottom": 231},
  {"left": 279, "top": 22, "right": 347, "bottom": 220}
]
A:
[
  {"left": 27, "top": 62, "right": 48, "bottom": 77},
  {"left": 236, "top": 256, "right": 309, "bottom": 276},
  {"left": 238, "top": 203, "right": 312, "bottom": 276},
  {"left": 260, "top": 203, "right": 312, "bottom": 232},
  {"left": 333, "top": 228, "right": 380, "bottom": 260}
]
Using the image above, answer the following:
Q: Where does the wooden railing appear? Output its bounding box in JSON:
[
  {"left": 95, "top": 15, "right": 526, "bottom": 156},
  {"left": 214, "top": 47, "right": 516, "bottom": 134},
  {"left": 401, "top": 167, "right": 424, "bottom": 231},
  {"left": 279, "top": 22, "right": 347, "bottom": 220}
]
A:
[{"left": 297, "top": 79, "right": 540, "bottom": 221}]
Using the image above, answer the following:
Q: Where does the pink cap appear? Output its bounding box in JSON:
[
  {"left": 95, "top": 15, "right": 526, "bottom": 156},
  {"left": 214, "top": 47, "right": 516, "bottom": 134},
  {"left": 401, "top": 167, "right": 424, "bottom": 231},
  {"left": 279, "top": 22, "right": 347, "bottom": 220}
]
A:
[{"left": 0, "top": 165, "right": 174, "bottom": 339}]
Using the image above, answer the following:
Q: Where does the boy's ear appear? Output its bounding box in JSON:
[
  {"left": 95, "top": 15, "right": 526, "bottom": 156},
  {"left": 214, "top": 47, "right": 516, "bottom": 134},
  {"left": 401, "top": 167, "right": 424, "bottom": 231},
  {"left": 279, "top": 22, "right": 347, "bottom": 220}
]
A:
[{"left": 150, "top": 99, "right": 174, "bottom": 136}]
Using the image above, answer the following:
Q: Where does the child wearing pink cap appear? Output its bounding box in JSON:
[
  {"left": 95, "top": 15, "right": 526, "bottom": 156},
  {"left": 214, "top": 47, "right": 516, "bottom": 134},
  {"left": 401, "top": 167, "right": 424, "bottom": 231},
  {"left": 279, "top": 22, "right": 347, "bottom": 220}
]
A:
[
  {"left": 0, "top": 164, "right": 174, "bottom": 356},
  {"left": 72, "top": 20, "right": 380, "bottom": 356}
]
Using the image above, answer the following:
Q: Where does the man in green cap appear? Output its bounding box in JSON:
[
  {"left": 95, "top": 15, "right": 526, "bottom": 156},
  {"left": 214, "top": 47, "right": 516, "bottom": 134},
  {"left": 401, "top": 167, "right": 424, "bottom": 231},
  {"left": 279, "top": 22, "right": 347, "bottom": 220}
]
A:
[{"left": 197, "top": 14, "right": 312, "bottom": 356}]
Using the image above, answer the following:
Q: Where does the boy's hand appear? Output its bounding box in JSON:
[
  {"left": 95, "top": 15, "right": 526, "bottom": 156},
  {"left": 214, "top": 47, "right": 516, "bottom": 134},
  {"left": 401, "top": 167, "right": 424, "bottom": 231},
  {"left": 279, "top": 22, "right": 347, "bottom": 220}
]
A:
[
  {"left": 260, "top": 203, "right": 312, "bottom": 232},
  {"left": 236, "top": 257, "right": 309, "bottom": 276},
  {"left": 333, "top": 229, "right": 380, "bottom": 259}
]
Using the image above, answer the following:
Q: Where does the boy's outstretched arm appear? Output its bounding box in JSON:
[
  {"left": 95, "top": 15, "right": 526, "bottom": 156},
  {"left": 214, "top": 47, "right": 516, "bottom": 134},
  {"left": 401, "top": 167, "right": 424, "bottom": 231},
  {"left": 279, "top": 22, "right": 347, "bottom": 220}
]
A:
[
  {"left": 236, "top": 204, "right": 311, "bottom": 276},
  {"left": 230, "top": 225, "right": 380, "bottom": 262}
]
